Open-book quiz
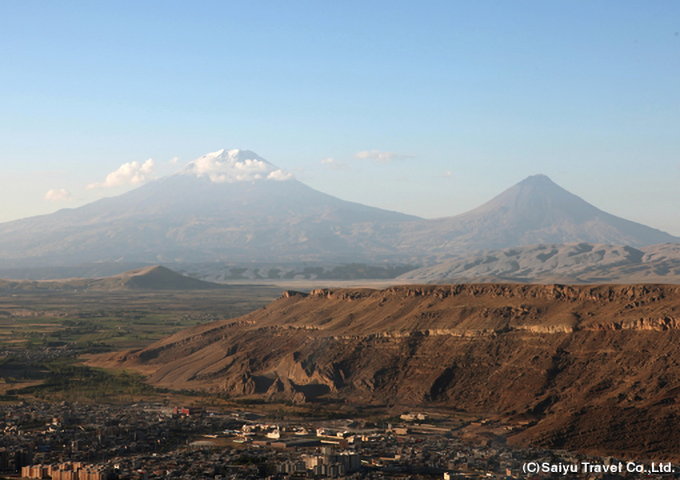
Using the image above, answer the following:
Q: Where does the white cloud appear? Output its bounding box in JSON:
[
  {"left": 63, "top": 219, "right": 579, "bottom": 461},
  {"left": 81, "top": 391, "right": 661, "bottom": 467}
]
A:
[
  {"left": 182, "top": 150, "right": 295, "bottom": 183},
  {"left": 193, "top": 157, "right": 273, "bottom": 183},
  {"left": 354, "top": 150, "right": 412, "bottom": 163},
  {"left": 267, "top": 169, "right": 294, "bottom": 181},
  {"left": 87, "top": 159, "right": 156, "bottom": 189},
  {"left": 170, "top": 156, "right": 179, "bottom": 164},
  {"left": 44, "top": 189, "right": 73, "bottom": 202},
  {"left": 186, "top": 150, "right": 294, "bottom": 182},
  {"left": 320, "top": 158, "right": 347, "bottom": 170},
  {"left": 441, "top": 170, "right": 452, "bottom": 178}
]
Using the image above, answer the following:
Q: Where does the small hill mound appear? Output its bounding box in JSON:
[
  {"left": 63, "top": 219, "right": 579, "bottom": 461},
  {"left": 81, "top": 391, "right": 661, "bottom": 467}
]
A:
[
  {"left": 107, "top": 265, "right": 223, "bottom": 290},
  {"left": 0, "top": 266, "right": 224, "bottom": 292}
]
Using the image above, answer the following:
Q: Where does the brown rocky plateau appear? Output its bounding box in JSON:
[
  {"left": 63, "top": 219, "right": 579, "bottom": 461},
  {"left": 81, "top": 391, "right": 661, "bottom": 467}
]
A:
[{"left": 93, "top": 283, "right": 680, "bottom": 459}]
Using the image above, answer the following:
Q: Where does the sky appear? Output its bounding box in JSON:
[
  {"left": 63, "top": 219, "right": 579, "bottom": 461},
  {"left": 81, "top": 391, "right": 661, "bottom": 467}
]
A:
[{"left": 1, "top": 1, "right": 679, "bottom": 235}]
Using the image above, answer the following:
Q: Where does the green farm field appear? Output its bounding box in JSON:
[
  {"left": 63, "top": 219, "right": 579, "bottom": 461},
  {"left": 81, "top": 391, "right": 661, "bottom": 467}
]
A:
[
  {"left": 0, "top": 286, "right": 282, "bottom": 403},
  {"left": 0, "top": 286, "right": 281, "bottom": 351}
]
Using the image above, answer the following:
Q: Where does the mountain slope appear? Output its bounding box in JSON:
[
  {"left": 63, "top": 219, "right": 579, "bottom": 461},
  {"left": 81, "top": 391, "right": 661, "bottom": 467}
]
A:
[{"left": 94, "top": 283, "right": 680, "bottom": 458}]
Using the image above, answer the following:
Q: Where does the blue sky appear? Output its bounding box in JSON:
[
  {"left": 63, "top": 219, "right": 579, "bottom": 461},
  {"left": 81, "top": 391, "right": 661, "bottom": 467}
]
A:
[{"left": 1, "top": 1, "right": 679, "bottom": 234}]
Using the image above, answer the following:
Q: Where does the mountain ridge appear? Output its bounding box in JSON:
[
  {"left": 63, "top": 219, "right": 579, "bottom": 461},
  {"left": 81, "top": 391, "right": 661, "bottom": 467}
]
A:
[
  {"left": 0, "top": 150, "right": 676, "bottom": 271},
  {"left": 398, "top": 242, "right": 680, "bottom": 284}
]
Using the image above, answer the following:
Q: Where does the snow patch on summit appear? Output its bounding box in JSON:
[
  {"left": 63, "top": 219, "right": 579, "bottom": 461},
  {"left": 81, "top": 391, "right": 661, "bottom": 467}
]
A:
[{"left": 182, "top": 149, "right": 293, "bottom": 183}]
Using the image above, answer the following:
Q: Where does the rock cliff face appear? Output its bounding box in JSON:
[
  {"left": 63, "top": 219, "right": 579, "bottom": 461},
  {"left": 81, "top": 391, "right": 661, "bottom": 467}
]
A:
[{"left": 96, "top": 284, "right": 680, "bottom": 458}]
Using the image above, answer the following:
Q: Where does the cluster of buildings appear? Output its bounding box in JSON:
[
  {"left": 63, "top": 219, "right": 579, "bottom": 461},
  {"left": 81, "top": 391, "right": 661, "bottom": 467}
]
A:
[
  {"left": 22, "top": 462, "right": 110, "bottom": 480},
  {"left": 0, "top": 400, "right": 237, "bottom": 475},
  {"left": 278, "top": 448, "right": 361, "bottom": 477},
  {"left": 0, "top": 401, "right": 674, "bottom": 479}
]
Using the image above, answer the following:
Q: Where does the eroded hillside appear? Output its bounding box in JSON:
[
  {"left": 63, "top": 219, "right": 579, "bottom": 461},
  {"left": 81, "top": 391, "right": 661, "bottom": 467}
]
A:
[{"left": 93, "top": 284, "right": 680, "bottom": 458}]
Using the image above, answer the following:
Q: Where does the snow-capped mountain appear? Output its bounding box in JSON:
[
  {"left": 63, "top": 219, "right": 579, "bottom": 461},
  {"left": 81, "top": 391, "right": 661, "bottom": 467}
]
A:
[{"left": 0, "top": 150, "right": 418, "bottom": 268}]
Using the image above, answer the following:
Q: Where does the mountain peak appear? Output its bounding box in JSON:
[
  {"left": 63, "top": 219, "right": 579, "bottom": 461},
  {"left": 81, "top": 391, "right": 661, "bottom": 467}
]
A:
[
  {"left": 423, "top": 173, "right": 679, "bottom": 249},
  {"left": 518, "top": 174, "right": 555, "bottom": 185},
  {"left": 181, "top": 149, "right": 293, "bottom": 183},
  {"left": 476, "top": 174, "right": 588, "bottom": 217},
  {"left": 200, "top": 149, "right": 266, "bottom": 163}
]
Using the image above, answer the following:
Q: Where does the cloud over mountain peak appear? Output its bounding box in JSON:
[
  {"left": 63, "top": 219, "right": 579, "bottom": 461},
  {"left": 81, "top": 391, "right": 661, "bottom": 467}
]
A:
[{"left": 181, "top": 149, "right": 293, "bottom": 183}]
